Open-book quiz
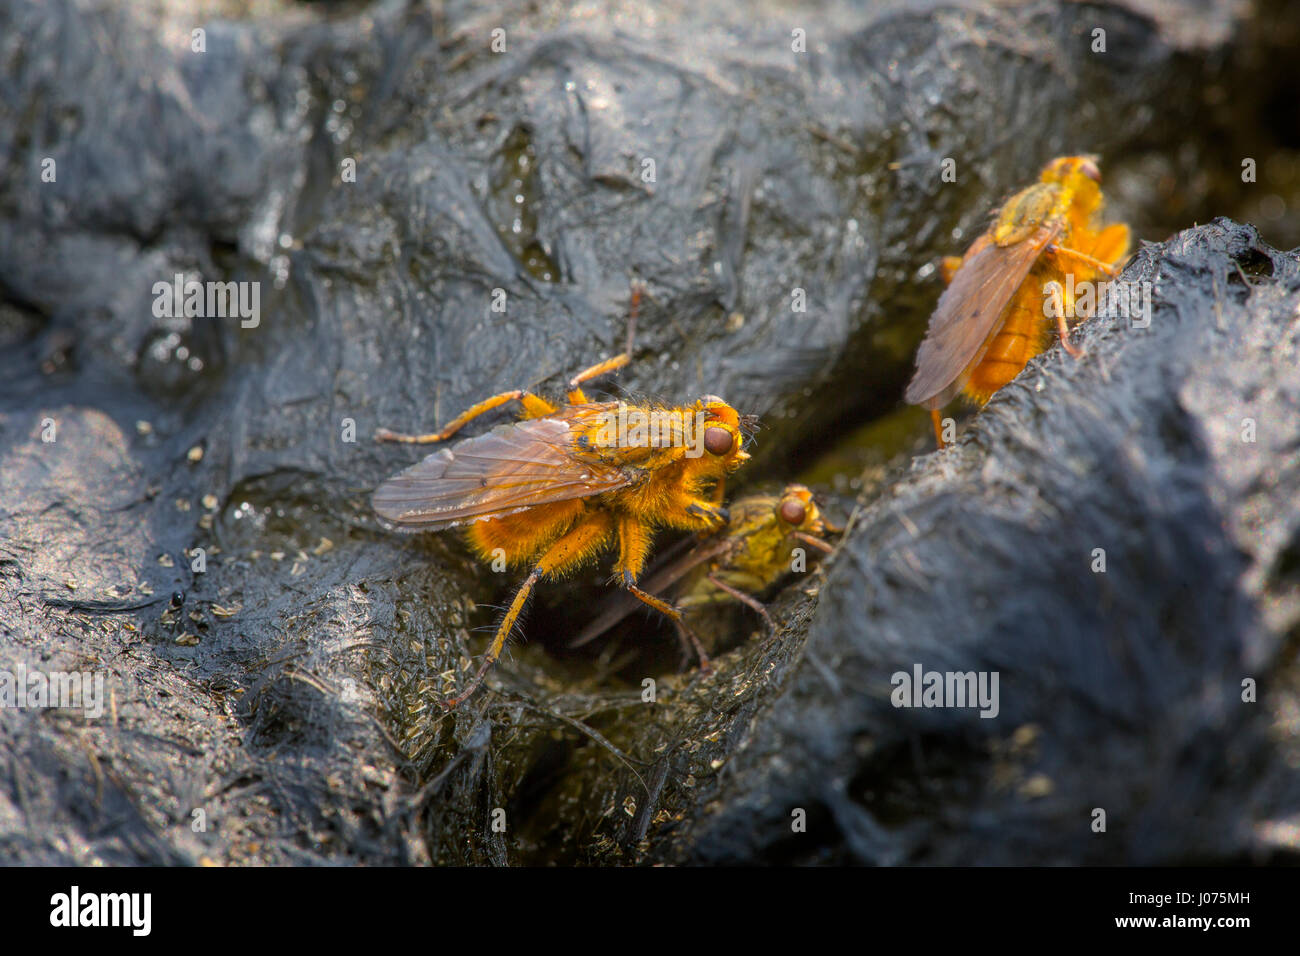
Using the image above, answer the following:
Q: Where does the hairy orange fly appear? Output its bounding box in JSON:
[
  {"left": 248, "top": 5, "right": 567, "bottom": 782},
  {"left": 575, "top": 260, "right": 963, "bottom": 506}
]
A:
[
  {"left": 569, "top": 484, "right": 836, "bottom": 657},
  {"left": 371, "top": 296, "right": 753, "bottom": 707},
  {"left": 905, "top": 155, "right": 1131, "bottom": 446}
]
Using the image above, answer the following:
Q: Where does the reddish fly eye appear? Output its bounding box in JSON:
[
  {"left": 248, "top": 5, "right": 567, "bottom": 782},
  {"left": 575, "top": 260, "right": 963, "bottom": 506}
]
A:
[
  {"left": 779, "top": 499, "right": 807, "bottom": 525},
  {"left": 1079, "top": 159, "right": 1101, "bottom": 183},
  {"left": 704, "top": 427, "right": 734, "bottom": 456}
]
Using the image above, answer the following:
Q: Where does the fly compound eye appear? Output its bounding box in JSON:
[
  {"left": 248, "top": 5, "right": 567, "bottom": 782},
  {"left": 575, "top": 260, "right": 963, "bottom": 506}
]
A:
[
  {"left": 1079, "top": 158, "right": 1101, "bottom": 183},
  {"left": 779, "top": 498, "right": 807, "bottom": 525},
  {"left": 704, "top": 426, "right": 734, "bottom": 456}
]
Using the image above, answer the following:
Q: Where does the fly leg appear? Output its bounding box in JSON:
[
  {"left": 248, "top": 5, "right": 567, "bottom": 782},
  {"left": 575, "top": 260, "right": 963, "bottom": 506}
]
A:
[
  {"left": 441, "top": 514, "right": 612, "bottom": 709},
  {"left": 1045, "top": 243, "right": 1122, "bottom": 279},
  {"left": 671, "top": 619, "right": 712, "bottom": 673},
  {"left": 704, "top": 573, "right": 774, "bottom": 634},
  {"left": 1055, "top": 316, "right": 1083, "bottom": 358},
  {"left": 930, "top": 408, "right": 947, "bottom": 449},
  {"left": 1050, "top": 270, "right": 1086, "bottom": 359},
  {"left": 614, "top": 515, "right": 712, "bottom": 672},
  {"left": 1045, "top": 230, "right": 1131, "bottom": 359},
  {"left": 375, "top": 391, "right": 558, "bottom": 443},
  {"left": 792, "top": 531, "right": 835, "bottom": 554},
  {"left": 624, "top": 579, "right": 706, "bottom": 670},
  {"left": 564, "top": 355, "right": 630, "bottom": 406},
  {"left": 684, "top": 499, "right": 730, "bottom": 531}
]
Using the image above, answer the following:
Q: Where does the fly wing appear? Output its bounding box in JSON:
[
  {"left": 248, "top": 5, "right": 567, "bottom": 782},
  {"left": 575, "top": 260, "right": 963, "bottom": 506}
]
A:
[
  {"left": 372, "top": 415, "right": 632, "bottom": 530},
  {"left": 904, "top": 224, "right": 1058, "bottom": 408}
]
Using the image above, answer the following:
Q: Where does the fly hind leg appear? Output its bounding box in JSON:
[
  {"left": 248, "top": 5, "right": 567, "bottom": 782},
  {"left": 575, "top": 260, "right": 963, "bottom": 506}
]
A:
[{"left": 442, "top": 513, "right": 613, "bottom": 709}]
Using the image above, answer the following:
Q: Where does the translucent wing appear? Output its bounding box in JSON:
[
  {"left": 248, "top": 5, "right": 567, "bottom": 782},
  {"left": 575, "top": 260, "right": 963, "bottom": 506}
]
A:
[
  {"left": 372, "top": 412, "right": 632, "bottom": 530},
  {"left": 904, "top": 224, "right": 1058, "bottom": 409}
]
